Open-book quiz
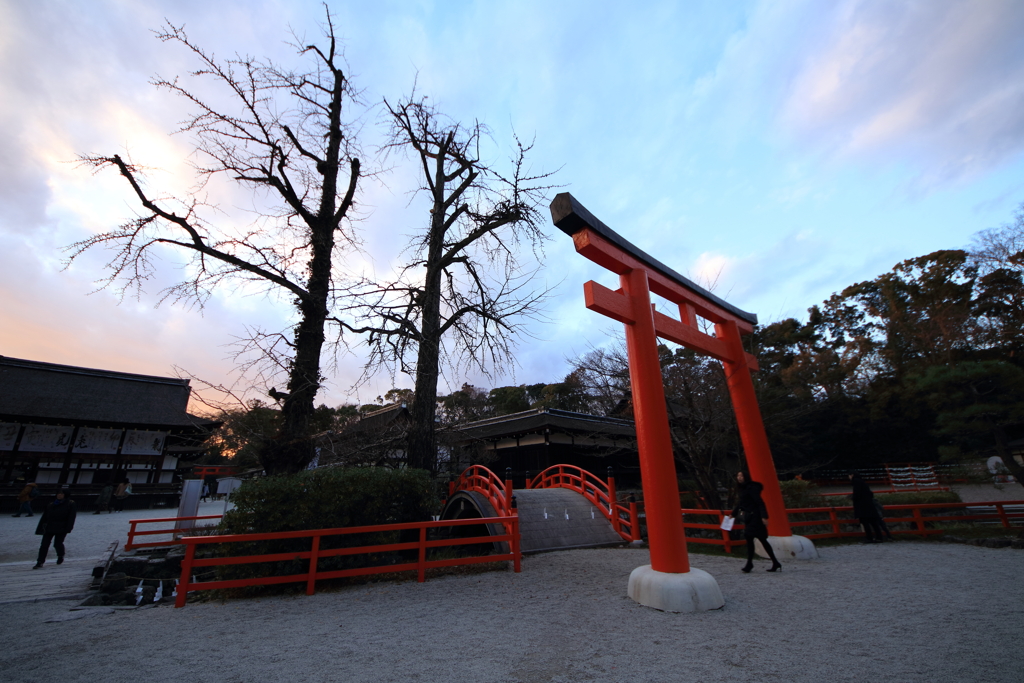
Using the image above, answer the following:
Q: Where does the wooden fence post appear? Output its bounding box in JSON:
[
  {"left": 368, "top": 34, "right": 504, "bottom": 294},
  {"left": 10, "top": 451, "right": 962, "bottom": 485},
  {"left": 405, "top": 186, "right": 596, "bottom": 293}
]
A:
[
  {"left": 512, "top": 517, "right": 521, "bottom": 573},
  {"left": 997, "top": 503, "right": 1010, "bottom": 529},
  {"left": 418, "top": 526, "right": 427, "bottom": 582},
  {"left": 175, "top": 541, "right": 196, "bottom": 608},
  {"left": 306, "top": 534, "right": 320, "bottom": 596},
  {"left": 126, "top": 520, "right": 138, "bottom": 551},
  {"left": 719, "top": 511, "right": 732, "bottom": 554},
  {"left": 913, "top": 507, "right": 926, "bottom": 535}
]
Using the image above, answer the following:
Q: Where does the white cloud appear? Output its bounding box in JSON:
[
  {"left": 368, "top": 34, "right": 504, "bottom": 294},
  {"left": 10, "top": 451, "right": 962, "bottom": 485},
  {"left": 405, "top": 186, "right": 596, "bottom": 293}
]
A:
[
  {"left": 778, "top": 0, "right": 1024, "bottom": 183},
  {"left": 684, "top": 0, "right": 1024, "bottom": 187}
]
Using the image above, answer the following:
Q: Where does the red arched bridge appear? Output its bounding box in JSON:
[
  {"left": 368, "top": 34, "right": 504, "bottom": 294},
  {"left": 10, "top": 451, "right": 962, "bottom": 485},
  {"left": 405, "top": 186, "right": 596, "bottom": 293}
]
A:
[{"left": 443, "top": 464, "right": 641, "bottom": 553}]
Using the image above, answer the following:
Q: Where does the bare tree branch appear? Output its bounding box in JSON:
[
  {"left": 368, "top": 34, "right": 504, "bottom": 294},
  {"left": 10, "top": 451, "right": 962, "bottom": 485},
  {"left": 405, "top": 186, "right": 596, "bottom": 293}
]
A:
[{"left": 66, "top": 11, "right": 364, "bottom": 475}]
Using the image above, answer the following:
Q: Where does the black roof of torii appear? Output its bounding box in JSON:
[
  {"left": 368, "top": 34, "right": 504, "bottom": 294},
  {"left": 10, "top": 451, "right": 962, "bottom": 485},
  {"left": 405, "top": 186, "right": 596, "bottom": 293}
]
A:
[{"left": 550, "top": 192, "right": 758, "bottom": 325}]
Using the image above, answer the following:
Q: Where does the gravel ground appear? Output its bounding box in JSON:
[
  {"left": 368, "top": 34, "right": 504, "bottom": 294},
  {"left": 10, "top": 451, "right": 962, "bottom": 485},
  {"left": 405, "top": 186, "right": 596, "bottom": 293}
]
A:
[
  {"left": 1, "top": 541, "right": 1021, "bottom": 683},
  {"left": 951, "top": 483, "right": 1024, "bottom": 503}
]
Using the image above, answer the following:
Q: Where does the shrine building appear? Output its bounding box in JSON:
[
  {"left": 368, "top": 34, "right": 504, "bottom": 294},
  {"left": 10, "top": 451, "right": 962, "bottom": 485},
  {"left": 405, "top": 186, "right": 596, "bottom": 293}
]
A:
[{"left": 0, "top": 355, "right": 219, "bottom": 506}]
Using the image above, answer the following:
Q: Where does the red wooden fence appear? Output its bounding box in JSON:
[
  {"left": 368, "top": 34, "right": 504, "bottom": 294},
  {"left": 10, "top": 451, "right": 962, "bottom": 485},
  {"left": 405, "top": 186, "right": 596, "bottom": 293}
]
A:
[
  {"left": 678, "top": 500, "right": 1024, "bottom": 553},
  {"left": 174, "top": 515, "right": 520, "bottom": 608}
]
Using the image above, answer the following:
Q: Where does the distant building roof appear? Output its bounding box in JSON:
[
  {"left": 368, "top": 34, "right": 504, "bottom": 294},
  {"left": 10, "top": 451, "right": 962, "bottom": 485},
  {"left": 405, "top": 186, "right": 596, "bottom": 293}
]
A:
[
  {"left": 453, "top": 408, "right": 636, "bottom": 442},
  {"left": 0, "top": 356, "right": 215, "bottom": 430}
]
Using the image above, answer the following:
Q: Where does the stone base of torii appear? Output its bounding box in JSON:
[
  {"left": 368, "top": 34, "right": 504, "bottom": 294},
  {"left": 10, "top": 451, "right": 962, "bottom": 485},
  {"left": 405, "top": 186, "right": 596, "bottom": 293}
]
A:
[{"left": 551, "top": 193, "right": 816, "bottom": 612}]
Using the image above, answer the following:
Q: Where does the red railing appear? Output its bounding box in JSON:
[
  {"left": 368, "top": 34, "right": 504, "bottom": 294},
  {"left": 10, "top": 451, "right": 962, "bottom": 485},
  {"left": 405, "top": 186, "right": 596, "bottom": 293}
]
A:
[
  {"left": 450, "top": 465, "right": 514, "bottom": 516},
  {"left": 526, "top": 464, "right": 639, "bottom": 542},
  {"left": 175, "top": 515, "right": 520, "bottom": 608},
  {"left": 678, "top": 500, "right": 1024, "bottom": 552},
  {"left": 125, "top": 515, "right": 224, "bottom": 550},
  {"left": 678, "top": 508, "right": 745, "bottom": 553},
  {"left": 788, "top": 501, "right": 1024, "bottom": 539}
]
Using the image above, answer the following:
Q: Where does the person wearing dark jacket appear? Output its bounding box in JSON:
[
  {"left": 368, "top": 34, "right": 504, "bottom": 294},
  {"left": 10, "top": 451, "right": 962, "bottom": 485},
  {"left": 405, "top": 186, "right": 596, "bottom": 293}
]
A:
[
  {"left": 93, "top": 483, "right": 114, "bottom": 514},
  {"left": 731, "top": 472, "right": 782, "bottom": 573},
  {"left": 850, "top": 473, "right": 885, "bottom": 543},
  {"left": 33, "top": 488, "right": 77, "bottom": 568}
]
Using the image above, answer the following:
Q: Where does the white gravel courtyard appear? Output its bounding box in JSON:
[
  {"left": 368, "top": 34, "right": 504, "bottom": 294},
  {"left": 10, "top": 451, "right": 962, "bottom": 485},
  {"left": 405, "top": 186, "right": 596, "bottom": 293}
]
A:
[{"left": 1, "top": 539, "right": 1021, "bottom": 683}]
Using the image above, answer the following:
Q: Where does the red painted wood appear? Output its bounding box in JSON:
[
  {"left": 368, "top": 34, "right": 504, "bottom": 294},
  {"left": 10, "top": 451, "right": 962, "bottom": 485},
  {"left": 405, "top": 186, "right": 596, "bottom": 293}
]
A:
[
  {"left": 173, "top": 515, "right": 521, "bottom": 608},
  {"left": 716, "top": 319, "right": 791, "bottom": 536},
  {"left": 621, "top": 268, "right": 690, "bottom": 573}
]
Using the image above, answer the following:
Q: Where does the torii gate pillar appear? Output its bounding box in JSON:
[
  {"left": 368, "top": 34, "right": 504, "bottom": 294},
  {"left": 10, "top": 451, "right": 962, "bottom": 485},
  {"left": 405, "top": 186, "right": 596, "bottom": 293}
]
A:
[{"left": 551, "top": 194, "right": 816, "bottom": 611}]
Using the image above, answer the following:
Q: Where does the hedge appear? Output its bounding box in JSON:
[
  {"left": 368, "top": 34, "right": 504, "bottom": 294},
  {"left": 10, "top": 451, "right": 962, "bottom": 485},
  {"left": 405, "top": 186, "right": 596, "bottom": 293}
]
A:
[{"left": 206, "top": 467, "right": 439, "bottom": 592}]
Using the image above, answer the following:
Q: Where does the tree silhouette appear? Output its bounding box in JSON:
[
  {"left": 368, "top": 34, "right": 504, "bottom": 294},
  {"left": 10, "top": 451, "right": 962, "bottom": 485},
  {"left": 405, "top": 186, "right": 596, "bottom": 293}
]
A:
[
  {"left": 332, "top": 95, "right": 555, "bottom": 473},
  {"left": 69, "top": 14, "right": 362, "bottom": 474}
]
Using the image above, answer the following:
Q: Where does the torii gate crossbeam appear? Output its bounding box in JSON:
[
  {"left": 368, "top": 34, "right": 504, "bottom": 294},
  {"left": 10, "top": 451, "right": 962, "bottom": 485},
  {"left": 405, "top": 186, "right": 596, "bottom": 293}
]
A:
[{"left": 551, "top": 193, "right": 813, "bottom": 596}]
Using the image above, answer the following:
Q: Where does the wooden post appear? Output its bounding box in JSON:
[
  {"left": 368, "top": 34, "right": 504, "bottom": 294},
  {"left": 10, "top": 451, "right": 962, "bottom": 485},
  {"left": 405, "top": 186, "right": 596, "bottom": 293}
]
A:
[
  {"left": 716, "top": 319, "right": 792, "bottom": 537},
  {"left": 126, "top": 520, "right": 138, "bottom": 551},
  {"left": 629, "top": 501, "right": 640, "bottom": 542},
  {"left": 607, "top": 476, "right": 619, "bottom": 534},
  {"left": 306, "top": 535, "right": 320, "bottom": 595},
  {"left": 622, "top": 268, "right": 689, "bottom": 573},
  {"left": 997, "top": 503, "right": 1010, "bottom": 529},
  {"left": 175, "top": 542, "right": 195, "bottom": 608},
  {"left": 418, "top": 526, "right": 427, "bottom": 582},
  {"left": 512, "top": 517, "right": 521, "bottom": 572}
]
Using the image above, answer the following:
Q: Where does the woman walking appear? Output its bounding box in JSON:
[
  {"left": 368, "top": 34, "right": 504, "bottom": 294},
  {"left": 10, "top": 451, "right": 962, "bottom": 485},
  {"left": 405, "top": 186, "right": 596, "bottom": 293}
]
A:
[
  {"left": 850, "top": 473, "right": 886, "bottom": 543},
  {"left": 33, "top": 487, "right": 77, "bottom": 568},
  {"left": 731, "top": 471, "right": 782, "bottom": 573}
]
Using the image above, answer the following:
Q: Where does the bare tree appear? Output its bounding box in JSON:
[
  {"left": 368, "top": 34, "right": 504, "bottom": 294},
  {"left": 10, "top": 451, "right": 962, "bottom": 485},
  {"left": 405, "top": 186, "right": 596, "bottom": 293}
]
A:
[
  {"left": 572, "top": 342, "right": 741, "bottom": 508},
  {"left": 68, "top": 14, "right": 362, "bottom": 474},
  {"left": 570, "top": 345, "right": 633, "bottom": 417},
  {"left": 969, "top": 201, "right": 1024, "bottom": 275},
  {"left": 660, "top": 348, "right": 740, "bottom": 510},
  {"left": 329, "top": 96, "right": 555, "bottom": 473}
]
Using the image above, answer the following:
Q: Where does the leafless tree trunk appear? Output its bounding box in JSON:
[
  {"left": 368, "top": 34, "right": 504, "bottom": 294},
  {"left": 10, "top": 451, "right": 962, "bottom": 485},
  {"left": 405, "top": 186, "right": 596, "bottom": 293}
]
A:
[
  {"left": 68, "top": 14, "right": 361, "bottom": 475},
  {"left": 331, "top": 96, "right": 554, "bottom": 473}
]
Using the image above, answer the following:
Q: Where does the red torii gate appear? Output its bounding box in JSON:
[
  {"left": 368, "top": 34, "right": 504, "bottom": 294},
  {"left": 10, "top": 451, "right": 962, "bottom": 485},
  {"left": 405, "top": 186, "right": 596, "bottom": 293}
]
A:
[{"left": 551, "top": 193, "right": 814, "bottom": 611}]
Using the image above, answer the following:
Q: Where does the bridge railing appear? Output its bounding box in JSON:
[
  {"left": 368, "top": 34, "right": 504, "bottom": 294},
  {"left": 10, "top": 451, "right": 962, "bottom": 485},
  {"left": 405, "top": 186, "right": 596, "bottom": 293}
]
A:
[
  {"left": 175, "top": 515, "right": 521, "bottom": 608},
  {"left": 526, "top": 464, "right": 639, "bottom": 542},
  {"left": 450, "top": 464, "right": 515, "bottom": 516}
]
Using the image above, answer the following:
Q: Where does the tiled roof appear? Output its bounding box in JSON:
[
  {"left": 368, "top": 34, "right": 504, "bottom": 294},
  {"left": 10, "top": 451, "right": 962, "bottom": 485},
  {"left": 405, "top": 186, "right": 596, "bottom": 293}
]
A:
[{"left": 0, "top": 356, "right": 214, "bottom": 429}]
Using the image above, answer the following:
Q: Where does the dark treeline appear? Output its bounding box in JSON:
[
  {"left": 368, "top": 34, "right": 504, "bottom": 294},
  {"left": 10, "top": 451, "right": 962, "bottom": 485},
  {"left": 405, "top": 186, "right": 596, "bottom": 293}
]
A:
[
  {"left": 202, "top": 205, "right": 1024, "bottom": 492},
  {"left": 199, "top": 374, "right": 594, "bottom": 470}
]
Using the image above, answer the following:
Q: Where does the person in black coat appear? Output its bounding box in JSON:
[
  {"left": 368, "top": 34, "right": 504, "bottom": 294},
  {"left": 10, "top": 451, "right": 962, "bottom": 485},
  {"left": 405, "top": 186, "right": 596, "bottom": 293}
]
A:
[
  {"left": 33, "top": 487, "right": 77, "bottom": 568},
  {"left": 731, "top": 471, "right": 782, "bottom": 573},
  {"left": 849, "top": 473, "right": 885, "bottom": 543}
]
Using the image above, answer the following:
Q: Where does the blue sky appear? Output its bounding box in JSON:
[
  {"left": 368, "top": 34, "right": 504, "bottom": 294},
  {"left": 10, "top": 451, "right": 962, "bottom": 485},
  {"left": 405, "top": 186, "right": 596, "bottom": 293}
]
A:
[{"left": 2, "top": 0, "right": 1024, "bottom": 409}]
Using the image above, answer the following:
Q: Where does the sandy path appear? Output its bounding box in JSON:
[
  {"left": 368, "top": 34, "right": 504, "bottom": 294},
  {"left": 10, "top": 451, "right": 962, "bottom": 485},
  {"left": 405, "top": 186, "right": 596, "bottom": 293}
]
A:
[{"left": 1, "top": 541, "right": 1020, "bottom": 683}]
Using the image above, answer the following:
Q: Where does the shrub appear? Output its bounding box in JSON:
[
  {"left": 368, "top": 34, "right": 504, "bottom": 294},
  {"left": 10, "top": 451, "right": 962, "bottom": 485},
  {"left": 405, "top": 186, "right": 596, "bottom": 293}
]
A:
[
  {"left": 207, "top": 467, "right": 439, "bottom": 593},
  {"left": 221, "top": 466, "right": 438, "bottom": 534},
  {"left": 875, "top": 490, "right": 961, "bottom": 506},
  {"left": 779, "top": 479, "right": 824, "bottom": 509}
]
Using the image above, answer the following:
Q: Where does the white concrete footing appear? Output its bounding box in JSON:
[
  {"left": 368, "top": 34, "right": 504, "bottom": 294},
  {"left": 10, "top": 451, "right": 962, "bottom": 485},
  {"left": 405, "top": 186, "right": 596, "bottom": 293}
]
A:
[
  {"left": 627, "top": 565, "right": 725, "bottom": 612},
  {"left": 755, "top": 535, "right": 818, "bottom": 561}
]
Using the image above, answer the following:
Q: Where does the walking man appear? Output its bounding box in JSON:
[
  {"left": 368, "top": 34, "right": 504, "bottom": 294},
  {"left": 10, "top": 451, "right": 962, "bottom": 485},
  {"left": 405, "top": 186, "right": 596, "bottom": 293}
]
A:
[{"left": 34, "top": 487, "right": 77, "bottom": 568}]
